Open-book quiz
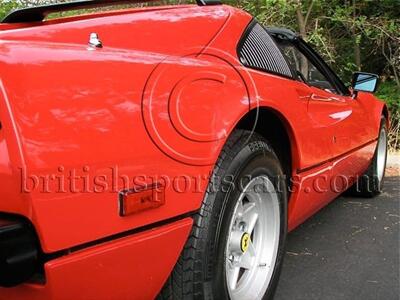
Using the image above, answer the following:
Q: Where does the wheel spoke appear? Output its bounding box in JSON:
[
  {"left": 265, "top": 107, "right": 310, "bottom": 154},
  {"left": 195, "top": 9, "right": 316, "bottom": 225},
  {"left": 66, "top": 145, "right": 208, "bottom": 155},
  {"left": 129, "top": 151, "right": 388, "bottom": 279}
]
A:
[
  {"left": 242, "top": 202, "right": 258, "bottom": 234},
  {"left": 235, "top": 200, "right": 244, "bottom": 218},
  {"left": 247, "top": 240, "right": 256, "bottom": 257},
  {"left": 227, "top": 264, "right": 241, "bottom": 290},
  {"left": 243, "top": 205, "right": 258, "bottom": 234},
  {"left": 239, "top": 242, "right": 256, "bottom": 270},
  {"left": 242, "top": 202, "right": 256, "bottom": 216}
]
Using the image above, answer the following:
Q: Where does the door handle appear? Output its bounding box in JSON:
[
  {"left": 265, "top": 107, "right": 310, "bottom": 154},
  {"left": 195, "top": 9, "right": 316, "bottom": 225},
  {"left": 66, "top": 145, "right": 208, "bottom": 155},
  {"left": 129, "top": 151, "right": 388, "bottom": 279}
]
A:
[{"left": 310, "top": 94, "right": 344, "bottom": 102}]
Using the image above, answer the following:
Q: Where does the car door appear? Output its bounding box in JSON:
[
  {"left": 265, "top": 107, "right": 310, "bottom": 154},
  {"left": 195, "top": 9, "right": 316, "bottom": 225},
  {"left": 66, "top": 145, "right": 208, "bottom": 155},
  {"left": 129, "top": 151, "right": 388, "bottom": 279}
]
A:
[
  {"left": 299, "top": 40, "right": 372, "bottom": 158},
  {"left": 275, "top": 37, "right": 367, "bottom": 161}
]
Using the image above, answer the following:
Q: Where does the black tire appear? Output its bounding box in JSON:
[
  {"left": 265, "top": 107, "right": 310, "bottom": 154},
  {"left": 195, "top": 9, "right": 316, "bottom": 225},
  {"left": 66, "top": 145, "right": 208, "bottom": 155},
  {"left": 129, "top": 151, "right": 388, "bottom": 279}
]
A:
[
  {"left": 159, "top": 130, "right": 288, "bottom": 300},
  {"left": 350, "top": 117, "right": 388, "bottom": 198}
]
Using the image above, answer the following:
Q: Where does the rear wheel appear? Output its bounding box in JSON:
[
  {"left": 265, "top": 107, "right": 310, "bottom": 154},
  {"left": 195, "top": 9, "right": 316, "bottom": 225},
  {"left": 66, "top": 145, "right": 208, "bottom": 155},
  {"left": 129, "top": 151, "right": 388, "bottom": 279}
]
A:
[
  {"left": 351, "top": 117, "right": 388, "bottom": 197},
  {"left": 160, "top": 130, "right": 287, "bottom": 300},
  {"left": 225, "top": 176, "right": 281, "bottom": 300}
]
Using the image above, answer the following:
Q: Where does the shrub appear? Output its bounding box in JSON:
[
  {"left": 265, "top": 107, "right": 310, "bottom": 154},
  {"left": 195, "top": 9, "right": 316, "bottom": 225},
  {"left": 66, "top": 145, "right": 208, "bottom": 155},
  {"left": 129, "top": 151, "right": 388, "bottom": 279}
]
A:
[{"left": 376, "top": 81, "right": 400, "bottom": 151}]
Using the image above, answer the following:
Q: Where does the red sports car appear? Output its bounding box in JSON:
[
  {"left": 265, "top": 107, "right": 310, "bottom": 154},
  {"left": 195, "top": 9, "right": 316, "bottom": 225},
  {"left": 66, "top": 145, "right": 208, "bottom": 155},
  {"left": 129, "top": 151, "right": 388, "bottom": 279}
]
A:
[{"left": 0, "top": 1, "right": 388, "bottom": 299}]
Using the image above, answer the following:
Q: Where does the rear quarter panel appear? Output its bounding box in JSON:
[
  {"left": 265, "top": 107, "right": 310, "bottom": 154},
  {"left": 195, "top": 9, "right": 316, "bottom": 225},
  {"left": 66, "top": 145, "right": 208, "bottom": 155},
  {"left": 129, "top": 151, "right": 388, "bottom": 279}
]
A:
[{"left": 0, "top": 5, "right": 236, "bottom": 253}]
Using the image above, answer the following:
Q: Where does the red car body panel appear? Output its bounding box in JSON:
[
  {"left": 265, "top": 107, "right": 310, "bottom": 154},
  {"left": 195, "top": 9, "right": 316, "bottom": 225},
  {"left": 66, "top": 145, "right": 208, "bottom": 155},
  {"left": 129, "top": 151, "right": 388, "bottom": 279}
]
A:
[
  {"left": 0, "top": 4, "right": 386, "bottom": 299},
  {"left": 0, "top": 5, "right": 232, "bottom": 252},
  {"left": 1, "top": 218, "right": 193, "bottom": 300}
]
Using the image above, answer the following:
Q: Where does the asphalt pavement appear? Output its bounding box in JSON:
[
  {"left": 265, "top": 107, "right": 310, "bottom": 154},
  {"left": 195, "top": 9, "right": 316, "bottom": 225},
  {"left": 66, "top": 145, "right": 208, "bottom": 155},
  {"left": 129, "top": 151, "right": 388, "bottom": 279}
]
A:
[{"left": 275, "top": 176, "right": 400, "bottom": 300}]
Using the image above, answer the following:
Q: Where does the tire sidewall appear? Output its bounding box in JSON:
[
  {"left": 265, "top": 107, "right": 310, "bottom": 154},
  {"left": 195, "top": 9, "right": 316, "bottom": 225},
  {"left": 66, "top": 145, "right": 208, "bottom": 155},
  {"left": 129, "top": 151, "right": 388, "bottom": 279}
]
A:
[
  {"left": 204, "top": 136, "right": 288, "bottom": 300},
  {"left": 373, "top": 118, "right": 388, "bottom": 192}
]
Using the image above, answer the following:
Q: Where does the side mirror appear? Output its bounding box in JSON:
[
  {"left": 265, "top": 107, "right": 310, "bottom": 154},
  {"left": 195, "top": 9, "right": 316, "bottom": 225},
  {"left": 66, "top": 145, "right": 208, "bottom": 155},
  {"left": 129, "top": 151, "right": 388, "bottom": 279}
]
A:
[{"left": 352, "top": 72, "right": 379, "bottom": 94}]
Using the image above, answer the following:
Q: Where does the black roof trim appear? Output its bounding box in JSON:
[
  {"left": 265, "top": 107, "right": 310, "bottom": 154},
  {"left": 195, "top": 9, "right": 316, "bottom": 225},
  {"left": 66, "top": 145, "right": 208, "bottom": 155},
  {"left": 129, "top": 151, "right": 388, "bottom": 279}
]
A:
[
  {"left": 2, "top": 0, "right": 222, "bottom": 24},
  {"left": 266, "top": 27, "right": 298, "bottom": 41},
  {"left": 197, "top": 0, "right": 222, "bottom": 5}
]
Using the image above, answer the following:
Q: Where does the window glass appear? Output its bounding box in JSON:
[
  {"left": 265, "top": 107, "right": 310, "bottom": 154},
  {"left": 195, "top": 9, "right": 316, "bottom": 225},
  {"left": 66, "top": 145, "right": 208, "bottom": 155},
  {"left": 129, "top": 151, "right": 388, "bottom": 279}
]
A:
[{"left": 277, "top": 41, "right": 337, "bottom": 93}]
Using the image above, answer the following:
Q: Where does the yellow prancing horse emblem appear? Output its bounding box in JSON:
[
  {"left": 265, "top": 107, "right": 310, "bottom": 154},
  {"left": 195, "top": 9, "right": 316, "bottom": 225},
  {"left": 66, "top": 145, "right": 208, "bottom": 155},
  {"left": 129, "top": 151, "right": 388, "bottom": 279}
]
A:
[{"left": 240, "top": 233, "right": 250, "bottom": 253}]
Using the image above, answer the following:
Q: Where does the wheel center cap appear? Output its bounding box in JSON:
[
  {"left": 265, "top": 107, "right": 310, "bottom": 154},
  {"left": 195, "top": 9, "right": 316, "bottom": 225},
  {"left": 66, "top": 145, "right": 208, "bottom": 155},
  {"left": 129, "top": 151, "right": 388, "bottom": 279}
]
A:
[{"left": 240, "top": 233, "right": 251, "bottom": 253}]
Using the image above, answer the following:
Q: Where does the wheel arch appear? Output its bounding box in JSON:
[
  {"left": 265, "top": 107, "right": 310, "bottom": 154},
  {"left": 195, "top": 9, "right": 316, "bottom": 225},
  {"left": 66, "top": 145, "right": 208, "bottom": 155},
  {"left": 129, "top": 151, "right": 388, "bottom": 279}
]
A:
[
  {"left": 382, "top": 104, "right": 390, "bottom": 129},
  {"left": 234, "top": 107, "right": 300, "bottom": 189}
]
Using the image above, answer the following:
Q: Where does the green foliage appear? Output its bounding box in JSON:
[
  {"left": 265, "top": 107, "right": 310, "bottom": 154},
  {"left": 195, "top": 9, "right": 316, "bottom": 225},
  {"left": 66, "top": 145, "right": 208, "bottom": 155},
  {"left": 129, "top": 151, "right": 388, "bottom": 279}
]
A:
[
  {"left": 377, "top": 82, "right": 400, "bottom": 112},
  {"left": 377, "top": 82, "right": 400, "bottom": 150},
  {"left": 0, "top": 0, "right": 20, "bottom": 20}
]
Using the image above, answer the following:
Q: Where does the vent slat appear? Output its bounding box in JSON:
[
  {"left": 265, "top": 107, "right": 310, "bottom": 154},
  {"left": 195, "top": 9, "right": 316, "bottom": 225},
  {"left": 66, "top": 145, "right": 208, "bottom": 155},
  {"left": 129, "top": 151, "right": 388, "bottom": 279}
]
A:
[{"left": 239, "top": 23, "right": 292, "bottom": 78}]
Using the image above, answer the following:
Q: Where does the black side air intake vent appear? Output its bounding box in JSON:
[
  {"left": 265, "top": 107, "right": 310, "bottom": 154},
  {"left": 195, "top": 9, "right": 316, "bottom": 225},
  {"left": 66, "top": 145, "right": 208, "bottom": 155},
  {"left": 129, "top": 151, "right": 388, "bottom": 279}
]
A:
[{"left": 0, "top": 215, "right": 40, "bottom": 287}]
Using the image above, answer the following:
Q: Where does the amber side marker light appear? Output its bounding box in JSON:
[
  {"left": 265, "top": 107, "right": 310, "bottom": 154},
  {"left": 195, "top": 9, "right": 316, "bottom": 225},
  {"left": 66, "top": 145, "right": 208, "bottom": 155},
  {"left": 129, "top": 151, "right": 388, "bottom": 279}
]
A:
[{"left": 119, "top": 184, "right": 165, "bottom": 217}]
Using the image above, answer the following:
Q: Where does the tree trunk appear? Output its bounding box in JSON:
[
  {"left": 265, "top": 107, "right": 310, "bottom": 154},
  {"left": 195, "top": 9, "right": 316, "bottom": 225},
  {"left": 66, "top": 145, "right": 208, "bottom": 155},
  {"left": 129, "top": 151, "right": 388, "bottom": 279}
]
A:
[
  {"left": 353, "top": 0, "right": 362, "bottom": 70},
  {"left": 354, "top": 43, "right": 361, "bottom": 71},
  {"left": 296, "top": 1, "right": 307, "bottom": 38},
  {"left": 295, "top": 0, "right": 313, "bottom": 78}
]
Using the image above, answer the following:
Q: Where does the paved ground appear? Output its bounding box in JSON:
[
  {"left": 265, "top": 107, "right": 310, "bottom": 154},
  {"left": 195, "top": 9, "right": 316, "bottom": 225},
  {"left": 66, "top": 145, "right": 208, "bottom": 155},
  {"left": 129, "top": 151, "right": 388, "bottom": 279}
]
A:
[
  {"left": 275, "top": 176, "right": 400, "bottom": 300},
  {"left": 387, "top": 153, "right": 400, "bottom": 168}
]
